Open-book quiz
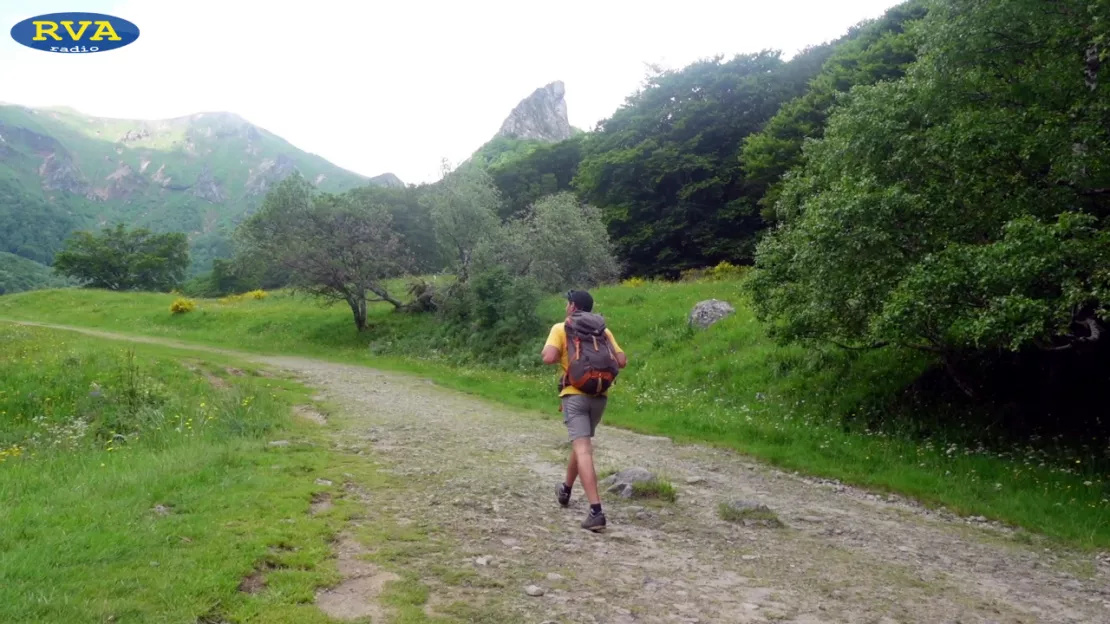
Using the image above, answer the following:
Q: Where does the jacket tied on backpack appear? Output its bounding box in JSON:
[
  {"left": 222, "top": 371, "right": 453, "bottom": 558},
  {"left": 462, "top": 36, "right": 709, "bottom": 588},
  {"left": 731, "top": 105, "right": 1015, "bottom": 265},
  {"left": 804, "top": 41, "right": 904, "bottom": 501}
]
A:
[{"left": 561, "top": 311, "right": 621, "bottom": 396}]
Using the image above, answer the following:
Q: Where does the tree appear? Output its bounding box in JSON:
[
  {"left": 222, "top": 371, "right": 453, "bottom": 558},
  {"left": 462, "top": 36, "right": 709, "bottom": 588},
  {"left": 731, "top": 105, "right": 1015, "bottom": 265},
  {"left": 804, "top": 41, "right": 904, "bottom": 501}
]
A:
[
  {"left": 488, "top": 135, "right": 587, "bottom": 220},
  {"left": 573, "top": 51, "right": 821, "bottom": 277},
  {"left": 741, "top": 0, "right": 927, "bottom": 221},
  {"left": 477, "top": 192, "right": 621, "bottom": 292},
  {"left": 52, "top": 224, "right": 189, "bottom": 291},
  {"left": 421, "top": 161, "right": 502, "bottom": 283},
  {"left": 347, "top": 184, "right": 444, "bottom": 274},
  {"left": 748, "top": 0, "right": 1110, "bottom": 362},
  {"left": 237, "top": 175, "right": 410, "bottom": 331}
]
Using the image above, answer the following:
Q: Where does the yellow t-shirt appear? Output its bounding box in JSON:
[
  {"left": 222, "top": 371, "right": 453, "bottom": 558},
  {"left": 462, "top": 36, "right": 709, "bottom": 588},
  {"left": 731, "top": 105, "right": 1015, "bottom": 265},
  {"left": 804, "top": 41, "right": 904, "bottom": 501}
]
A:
[{"left": 545, "top": 322, "right": 624, "bottom": 397}]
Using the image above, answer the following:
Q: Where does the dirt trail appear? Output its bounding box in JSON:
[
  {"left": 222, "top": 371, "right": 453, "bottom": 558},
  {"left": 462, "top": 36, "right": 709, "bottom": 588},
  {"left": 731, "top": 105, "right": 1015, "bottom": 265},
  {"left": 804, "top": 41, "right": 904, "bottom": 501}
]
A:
[{"left": 12, "top": 322, "right": 1110, "bottom": 623}]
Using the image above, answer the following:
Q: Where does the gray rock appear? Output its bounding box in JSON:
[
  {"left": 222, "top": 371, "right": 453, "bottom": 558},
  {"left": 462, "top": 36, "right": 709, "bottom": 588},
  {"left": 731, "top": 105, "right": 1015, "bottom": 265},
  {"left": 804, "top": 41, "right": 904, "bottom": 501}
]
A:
[
  {"left": 314, "top": 478, "right": 333, "bottom": 486},
  {"left": 688, "top": 299, "right": 736, "bottom": 329},
  {"left": 497, "top": 81, "right": 572, "bottom": 142},
  {"left": 268, "top": 440, "right": 290, "bottom": 447},
  {"left": 187, "top": 164, "right": 226, "bottom": 203},
  {"left": 685, "top": 476, "right": 705, "bottom": 485},
  {"left": 475, "top": 556, "right": 493, "bottom": 566},
  {"left": 599, "top": 467, "right": 657, "bottom": 498},
  {"left": 726, "top": 500, "right": 770, "bottom": 514},
  {"left": 524, "top": 585, "right": 546, "bottom": 597},
  {"left": 546, "top": 573, "right": 563, "bottom": 581}
]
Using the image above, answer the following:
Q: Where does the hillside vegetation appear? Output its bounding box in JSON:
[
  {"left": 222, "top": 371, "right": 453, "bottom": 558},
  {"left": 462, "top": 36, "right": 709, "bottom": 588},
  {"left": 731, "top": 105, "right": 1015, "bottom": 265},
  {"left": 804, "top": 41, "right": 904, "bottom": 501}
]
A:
[
  {"left": 0, "top": 104, "right": 398, "bottom": 276},
  {"left": 3, "top": 284, "right": 1107, "bottom": 547},
  {"left": 0, "top": 252, "right": 69, "bottom": 294}
]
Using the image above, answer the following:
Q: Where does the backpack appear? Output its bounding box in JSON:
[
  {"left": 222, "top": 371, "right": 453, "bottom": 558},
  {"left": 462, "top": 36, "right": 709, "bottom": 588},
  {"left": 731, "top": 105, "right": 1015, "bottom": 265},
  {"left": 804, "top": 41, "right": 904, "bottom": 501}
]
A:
[{"left": 561, "top": 311, "right": 620, "bottom": 395}]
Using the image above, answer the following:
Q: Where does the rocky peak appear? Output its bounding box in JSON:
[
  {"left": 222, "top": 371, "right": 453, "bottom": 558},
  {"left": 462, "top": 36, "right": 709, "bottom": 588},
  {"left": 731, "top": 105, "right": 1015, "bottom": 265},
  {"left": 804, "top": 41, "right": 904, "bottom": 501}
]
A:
[
  {"left": 497, "top": 81, "right": 571, "bottom": 142},
  {"left": 369, "top": 172, "right": 405, "bottom": 188}
]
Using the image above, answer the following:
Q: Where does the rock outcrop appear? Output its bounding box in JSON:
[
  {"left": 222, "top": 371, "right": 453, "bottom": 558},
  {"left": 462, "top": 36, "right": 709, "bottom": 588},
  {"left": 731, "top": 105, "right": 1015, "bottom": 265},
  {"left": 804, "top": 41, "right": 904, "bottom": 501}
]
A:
[
  {"left": 246, "top": 154, "right": 298, "bottom": 197},
  {"left": 39, "top": 152, "right": 87, "bottom": 194},
  {"left": 189, "top": 164, "right": 226, "bottom": 203},
  {"left": 497, "top": 81, "right": 572, "bottom": 142}
]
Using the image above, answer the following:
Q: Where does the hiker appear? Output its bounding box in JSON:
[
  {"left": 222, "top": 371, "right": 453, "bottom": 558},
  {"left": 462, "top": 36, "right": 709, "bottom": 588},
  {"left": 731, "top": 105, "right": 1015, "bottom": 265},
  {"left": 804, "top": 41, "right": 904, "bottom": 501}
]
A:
[{"left": 541, "top": 289, "right": 627, "bottom": 531}]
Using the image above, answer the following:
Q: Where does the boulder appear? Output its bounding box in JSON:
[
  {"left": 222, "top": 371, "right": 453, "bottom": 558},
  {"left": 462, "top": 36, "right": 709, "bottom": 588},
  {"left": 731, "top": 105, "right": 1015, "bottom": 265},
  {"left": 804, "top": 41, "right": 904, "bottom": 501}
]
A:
[
  {"left": 599, "top": 467, "right": 656, "bottom": 498},
  {"left": 688, "top": 299, "right": 735, "bottom": 329}
]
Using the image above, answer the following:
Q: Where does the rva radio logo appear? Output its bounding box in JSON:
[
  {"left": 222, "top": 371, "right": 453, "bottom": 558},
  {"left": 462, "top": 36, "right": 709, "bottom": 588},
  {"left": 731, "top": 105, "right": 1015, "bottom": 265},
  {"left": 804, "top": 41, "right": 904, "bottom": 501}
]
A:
[{"left": 10, "top": 12, "right": 140, "bottom": 54}]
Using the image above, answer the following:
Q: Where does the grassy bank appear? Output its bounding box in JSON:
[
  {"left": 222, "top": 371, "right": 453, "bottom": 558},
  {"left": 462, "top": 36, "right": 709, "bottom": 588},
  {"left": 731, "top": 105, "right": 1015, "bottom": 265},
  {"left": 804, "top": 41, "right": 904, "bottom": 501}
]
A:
[
  {"left": 2, "top": 285, "right": 1108, "bottom": 548},
  {"left": 0, "top": 324, "right": 426, "bottom": 623}
]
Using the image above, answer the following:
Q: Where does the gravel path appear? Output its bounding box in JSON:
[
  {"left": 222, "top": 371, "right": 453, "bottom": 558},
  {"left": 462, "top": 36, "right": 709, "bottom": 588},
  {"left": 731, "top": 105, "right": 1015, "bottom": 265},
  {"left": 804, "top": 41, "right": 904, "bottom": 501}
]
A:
[{"left": 13, "top": 322, "right": 1110, "bottom": 623}]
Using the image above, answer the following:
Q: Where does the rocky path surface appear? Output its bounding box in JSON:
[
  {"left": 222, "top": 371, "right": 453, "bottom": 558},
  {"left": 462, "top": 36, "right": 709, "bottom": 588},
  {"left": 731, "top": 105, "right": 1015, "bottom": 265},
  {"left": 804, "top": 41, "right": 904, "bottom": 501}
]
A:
[{"left": 12, "top": 322, "right": 1110, "bottom": 623}]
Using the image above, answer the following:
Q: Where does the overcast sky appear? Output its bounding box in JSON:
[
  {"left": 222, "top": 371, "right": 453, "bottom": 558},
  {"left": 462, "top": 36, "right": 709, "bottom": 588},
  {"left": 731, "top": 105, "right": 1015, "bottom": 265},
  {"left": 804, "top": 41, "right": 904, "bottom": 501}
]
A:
[{"left": 1, "top": 0, "right": 900, "bottom": 184}]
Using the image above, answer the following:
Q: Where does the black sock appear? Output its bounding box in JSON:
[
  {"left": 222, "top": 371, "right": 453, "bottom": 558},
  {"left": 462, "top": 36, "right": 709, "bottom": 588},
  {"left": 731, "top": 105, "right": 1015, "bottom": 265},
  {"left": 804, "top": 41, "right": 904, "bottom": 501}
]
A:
[
  {"left": 590, "top": 503, "right": 603, "bottom": 515},
  {"left": 561, "top": 483, "right": 572, "bottom": 493}
]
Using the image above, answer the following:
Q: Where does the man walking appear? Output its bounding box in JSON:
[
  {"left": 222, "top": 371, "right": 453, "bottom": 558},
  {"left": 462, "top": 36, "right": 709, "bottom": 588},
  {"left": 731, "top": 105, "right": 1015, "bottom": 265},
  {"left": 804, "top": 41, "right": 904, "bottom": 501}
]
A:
[{"left": 541, "top": 289, "right": 627, "bottom": 531}]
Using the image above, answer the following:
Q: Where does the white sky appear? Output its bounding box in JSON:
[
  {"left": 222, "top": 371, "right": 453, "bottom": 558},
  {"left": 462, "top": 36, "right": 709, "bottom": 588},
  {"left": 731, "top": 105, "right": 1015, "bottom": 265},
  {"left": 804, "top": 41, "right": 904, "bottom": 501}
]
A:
[{"left": 1, "top": 0, "right": 900, "bottom": 184}]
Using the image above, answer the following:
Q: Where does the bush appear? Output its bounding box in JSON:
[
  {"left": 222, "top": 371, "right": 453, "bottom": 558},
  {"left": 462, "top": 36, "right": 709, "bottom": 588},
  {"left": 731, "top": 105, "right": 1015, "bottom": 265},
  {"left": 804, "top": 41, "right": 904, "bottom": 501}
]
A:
[
  {"left": 247, "top": 289, "right": 268, "bottom": 300},
  {"left": 680, "top": 261, "right": 751, "bottom": 283},
  {"left": 435, "top": 265, "right": 543, "bottom": 359},
  {"left": 706, "top": 261, "right": 750, "bottom": 281},
  {"left": 621, "top": 276, "right": 648, "bottom": 288},
  {"left": 169, "top": 298, "right": 196, "bottom": 315}
]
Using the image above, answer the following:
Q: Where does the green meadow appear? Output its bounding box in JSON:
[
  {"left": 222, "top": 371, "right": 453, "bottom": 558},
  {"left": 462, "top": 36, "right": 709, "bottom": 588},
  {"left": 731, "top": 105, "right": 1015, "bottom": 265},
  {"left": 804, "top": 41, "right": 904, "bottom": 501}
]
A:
[{"left": 3, "top": 280, "right": 1107, "bottom": 549}]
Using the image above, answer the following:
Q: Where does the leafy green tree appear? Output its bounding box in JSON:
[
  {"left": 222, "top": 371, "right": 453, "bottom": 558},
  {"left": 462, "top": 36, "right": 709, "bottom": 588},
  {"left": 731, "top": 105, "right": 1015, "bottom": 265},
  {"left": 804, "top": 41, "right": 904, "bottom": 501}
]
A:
[
  {"left": 237, "top": 175, "right": 410, "bottom": 331},
  {"left": 420, "top": 161, "right": 502, "bottom": 283},
  {"left": 748, "top": 0, "right": 1110, "bottom": 365},
  {"left": 488, "top": 135, "right": 587, "bottom": 219},
  {"left": 347, "top": 184, "right": 443, "bottom": 273},
  {"left": 573, "top": 51, "right": 819, "bottom": 277},
  {"left": 477, "top": 192, "right": 620, "bottom": 292},
  {"left": 741, "top": 0, "right": 927, "bottom": 221},
  {"left": 52, "top": 224, "right": 189, "bottom": 291}
]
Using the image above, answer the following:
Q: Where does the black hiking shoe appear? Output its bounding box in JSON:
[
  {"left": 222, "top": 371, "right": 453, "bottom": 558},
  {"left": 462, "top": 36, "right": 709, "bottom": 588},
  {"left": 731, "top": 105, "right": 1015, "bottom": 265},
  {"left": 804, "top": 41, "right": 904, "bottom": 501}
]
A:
[
  {"left": 557, "top": 483, "right": 572, "bottom": 507},
  {"left": 581, "top": 511, "right": 607, "bottom": 532}
]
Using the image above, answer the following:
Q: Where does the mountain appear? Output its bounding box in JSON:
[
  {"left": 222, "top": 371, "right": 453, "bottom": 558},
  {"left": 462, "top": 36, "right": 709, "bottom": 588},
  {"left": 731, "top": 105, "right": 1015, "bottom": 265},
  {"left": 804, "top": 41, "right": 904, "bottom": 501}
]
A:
[
  {"left": 0, "top": 104, "right": 402, "bottom": 278},
  {"left": 496, "top": 81, "right": 572, "bottom": 143},
  {"left": 0, "top": 251, "right": 70, "bottom": 294},
  {"left": 463, "top": 81, "right": 577, "bottom": 172}
]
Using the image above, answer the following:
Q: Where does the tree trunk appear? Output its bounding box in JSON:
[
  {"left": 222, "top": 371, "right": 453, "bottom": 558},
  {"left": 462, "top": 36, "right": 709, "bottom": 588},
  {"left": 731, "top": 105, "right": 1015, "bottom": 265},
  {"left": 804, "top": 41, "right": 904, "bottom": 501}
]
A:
[
  {"left": 347, "top": 292, "right": 368, "bottom": 331},
  {"left": 368, "top": 284, "right": 404, "bottom": 309}
]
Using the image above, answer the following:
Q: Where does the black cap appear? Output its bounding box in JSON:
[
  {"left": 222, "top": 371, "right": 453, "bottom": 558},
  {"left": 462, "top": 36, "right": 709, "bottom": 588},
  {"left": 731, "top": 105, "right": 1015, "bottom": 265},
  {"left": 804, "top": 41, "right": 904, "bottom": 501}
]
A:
[{"left": 567, "top": 289, "right": 594, "bottom": 312}]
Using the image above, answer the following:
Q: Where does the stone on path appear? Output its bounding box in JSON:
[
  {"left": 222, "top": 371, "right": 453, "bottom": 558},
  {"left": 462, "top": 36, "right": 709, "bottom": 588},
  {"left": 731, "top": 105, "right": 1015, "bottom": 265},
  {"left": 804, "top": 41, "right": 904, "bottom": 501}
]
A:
[
  {"left": 525, "top": 585, "right": 546, "bottom": 597},
  {"left": 599, "top": 467, "right": 657, "bottom": 499}
]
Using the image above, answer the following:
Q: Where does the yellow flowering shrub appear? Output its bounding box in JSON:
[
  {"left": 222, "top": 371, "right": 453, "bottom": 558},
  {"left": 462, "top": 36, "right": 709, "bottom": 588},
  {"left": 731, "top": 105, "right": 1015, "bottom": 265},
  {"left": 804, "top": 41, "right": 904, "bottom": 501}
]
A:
[{"left": 170, "top": 298, "right": 196, "bottom": 314}]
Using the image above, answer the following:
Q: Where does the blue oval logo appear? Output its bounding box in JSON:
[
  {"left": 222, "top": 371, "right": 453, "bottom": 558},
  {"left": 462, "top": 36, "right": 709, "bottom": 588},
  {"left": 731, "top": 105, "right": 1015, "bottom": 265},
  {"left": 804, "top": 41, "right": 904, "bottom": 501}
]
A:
[{"left": 10, "top": 12, "right": 139, "bottom": 54}]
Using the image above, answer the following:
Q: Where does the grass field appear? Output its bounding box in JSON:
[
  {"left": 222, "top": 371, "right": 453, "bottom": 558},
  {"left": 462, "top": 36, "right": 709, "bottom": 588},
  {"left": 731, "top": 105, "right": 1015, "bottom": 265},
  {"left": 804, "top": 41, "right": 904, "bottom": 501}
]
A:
[
  {"left": 2, "top": 283, "right": 1108, "bottom": 549},
  {"left": 0, "top": 323, "right": 465, "bottom": 623}
]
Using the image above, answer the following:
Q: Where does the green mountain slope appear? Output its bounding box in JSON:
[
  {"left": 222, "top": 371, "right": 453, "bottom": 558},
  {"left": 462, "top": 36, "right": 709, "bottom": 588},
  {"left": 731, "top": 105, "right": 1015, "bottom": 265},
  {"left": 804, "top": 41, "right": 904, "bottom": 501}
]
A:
[
  {"left": 0, "top": 252, "right": 69, "bottom": 294},
  {"left": 0, "top": 104, "right": 401, "bottom": 274}
]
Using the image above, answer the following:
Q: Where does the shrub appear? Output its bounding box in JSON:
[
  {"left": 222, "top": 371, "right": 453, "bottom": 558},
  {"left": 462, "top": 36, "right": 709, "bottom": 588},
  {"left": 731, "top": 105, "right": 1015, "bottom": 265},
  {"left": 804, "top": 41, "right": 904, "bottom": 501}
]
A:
[
  {"left": 706, "top": 261, "right": 750, "bottom": 281},
  {"left": 621, "top": 276, "right": 648, "bottom": 288},
  {"left": 169, "top": 298, "right": 196, "bottom": 315},
  {"left": 247, "top": 289, "right": 268, "bottom": 300},
  {"left": 435, "top": 265, "right": 543, "bottom": 359},
  {"left": 681, "top": 261, "right": 751, "bottom": 283}
]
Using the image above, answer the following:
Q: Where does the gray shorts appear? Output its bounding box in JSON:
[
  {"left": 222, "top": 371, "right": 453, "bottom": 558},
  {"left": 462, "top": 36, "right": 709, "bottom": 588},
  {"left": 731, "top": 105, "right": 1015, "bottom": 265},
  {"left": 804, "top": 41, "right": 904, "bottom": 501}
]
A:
[{"left": 561, "top": 395, "right": 608, "bottom": 441}]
